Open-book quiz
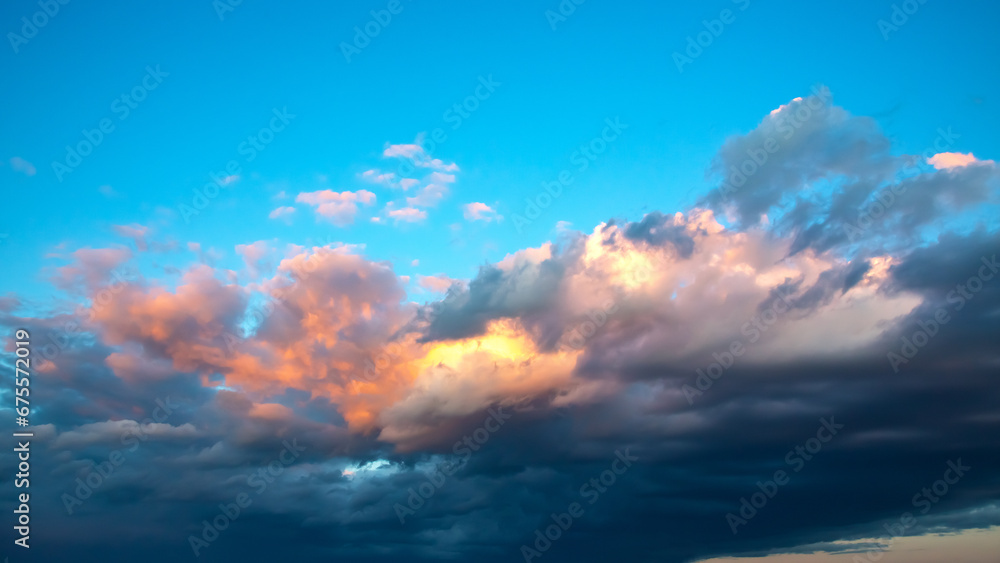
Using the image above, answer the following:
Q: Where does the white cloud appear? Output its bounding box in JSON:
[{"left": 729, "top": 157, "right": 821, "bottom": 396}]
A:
[
  {"left": 387, "top": 207, "right": 427, "bottom": 223},
  {"left": 268, "top": 206, "right": 296, "bottom": 221},
  {"left": 296, "top": 190, "right": 376, "bottom": 226},
  {"left": 9, "top": 156, "right": 35, "bottom": 176},
  {"left": 463, "top": 202, "right": 502, "bottom": 222}
]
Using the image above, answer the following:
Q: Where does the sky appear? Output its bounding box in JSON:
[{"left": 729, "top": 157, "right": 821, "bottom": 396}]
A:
[{"left": 1, "top": 0, "right": 999, "bottom": 561}]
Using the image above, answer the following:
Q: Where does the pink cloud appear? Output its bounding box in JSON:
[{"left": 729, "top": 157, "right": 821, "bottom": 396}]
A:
[
  {"left": 417, "top": 274, "right": 458, "bottom": 293},
  {"left": 927, "top": 152, "right": 995, "bottom": 170},
  {"left": 387, "top": 207, "right": 427, "bottom": 222},
  {"left": 235, "top": 241, "right": 273, "bottom": 278},
  {"left": 112, "top": 224, "right": 150, "bottom": 251},
  {"left": 296, "top": 189, "right": 376, "bottom": 226},
  {"left": 52, "top": 247, "right": 133, "bottom": 292}
]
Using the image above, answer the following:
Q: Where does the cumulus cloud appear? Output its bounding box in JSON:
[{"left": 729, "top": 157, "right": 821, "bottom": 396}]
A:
[
  {"left": 387, "top": 206, "right": 427, "bottom": 222},
  {"left": 296, "top": 189, "right": 376, "bottom": 226},
  {"left": 927, "top": 151, "right": 995, "bottom": 170},
  {"left": 7, "top": 93, "right": 1000, "bottom": 563}
]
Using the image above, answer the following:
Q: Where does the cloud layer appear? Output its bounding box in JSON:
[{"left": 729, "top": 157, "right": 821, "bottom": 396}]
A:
[{"left": 3, "top": 92, "right": 999, "bottom": 562}]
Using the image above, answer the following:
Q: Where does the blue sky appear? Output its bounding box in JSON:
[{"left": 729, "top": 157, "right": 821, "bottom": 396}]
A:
[
  {"left": 3, "top": 0, "right": 998, "bottom": 305},
  {"left": 3, "top": 2, "right": 1000, "bottom": 562}
]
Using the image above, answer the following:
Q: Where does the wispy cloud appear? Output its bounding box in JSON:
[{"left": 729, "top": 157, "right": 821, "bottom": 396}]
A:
[
  {"left": 463, "top": 202, "right": 502, "bottom": 222},
  {"left": 9, "top": 156, "right": 36, "bottom": 176},
  {"left": 268, "top": 206, "right": 296, "bottom": 221}
]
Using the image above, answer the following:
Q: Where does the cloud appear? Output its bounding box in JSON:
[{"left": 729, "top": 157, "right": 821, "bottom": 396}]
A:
[
  {"left": 416, "top": 274, "right": 460, "bottom": 293},
  {"left": 361, "top": 169, "right": 396, "bottom": 184},
  {"left": 387, "top": 206, "right": 427, "bottom": 222},
  {"left": 296, "top": 189, "right": 376, "bottom": 226},
  {"left": 9, "top": 156, "right": 36, "bottom": 176},
  {"left": 235, "top": 240, "right": 273, "bottom": 278},
  {"left": 927, "top": 151, "right": 995, "bottom": 170},
  {"left": 7, "top": 93, "right": 1000, "bottom": 563},
  {"left": 463, "top": 202, "right": 502, "bottom": 222},
  {"left": 268, "top": 206, "right": 296, "bottom": 221},
  {"left": 51, "top": 247, "right": 133, "bottom": 292},
  {"left": 383, "top": 137, "right": 460, "bottom": 172},
  {"left": 405, "top": 183, "right": 449, "bottom": 208},
  {"left": 112, "top": 224, "right": 150, "bottom": 252},
  {"left": 700, "top": 86, "right": 999, "bottom": 256}
]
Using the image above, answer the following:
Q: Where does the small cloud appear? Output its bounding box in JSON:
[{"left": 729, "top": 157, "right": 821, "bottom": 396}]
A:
[
  {"left": 399, "top": 178, "right": 420, "bottom": 191},
  {"left": 387, "top": 207, "right": 427, "bottom": 223},
  {"left": 411, "top": 259, "right": 419, "bottom": 267},
  {"left": 268, "top": 206, "right": 296, "bottom": 222},
  {"left": 235, "top": 241, "right": 273, "bottom": 278},
  {"left": 9, "top": 157, "right": 36, "bottom": 176},
  {"left": 296, "top": 190, "right": 376, "bottom": 226},
  {"left": 220, "top": 175, "right": 240, "bottom": 186},
  {"left": 927, "top": 152, "right": 995, "bottom": 170},
  {"left": 273, "top": 190, "right": 288, "bottom": 200},
  {"left": 406, "top": 183, "right": 449, "bottom": 208},
  {"left": 463, "top": 202, "right": 502, "bottom": 222},
  {"left": 429, "top": 172, "right": 456, "bottom": 184},
  {"left": 99, "top": 185, "right": 119, "bottom": 198},
  {"left": 361, "top": 169, "right": 396, "bottom": 184},
  {"left": 112, "top": 224, "right": 150, "bottom": 252},
  {"left": 417, "top": 274, "right": 459, "bottom": 293},
  {"left": 383, "top": 136, "right": 459, "bottom": 172}
]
